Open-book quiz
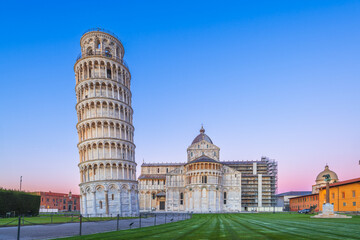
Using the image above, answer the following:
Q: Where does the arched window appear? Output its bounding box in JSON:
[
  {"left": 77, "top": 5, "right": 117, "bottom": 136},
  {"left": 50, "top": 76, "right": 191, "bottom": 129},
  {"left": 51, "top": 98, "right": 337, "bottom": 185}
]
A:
[
  {"left": 152, "top": 193, "right": 156, "bottom": 200},
  {"left": 191, "top": 152, "right": 193, "bottom": 157},
  {"left": 99, "top": 201, "right": 103, "bottom": 209},
  {"left": 105, "top": 47, "right": 112, "bottom": 57},
  {"left": 166, "top": 168, "right": 168, "bottom": 173},
  {"left": 202, "top": 175, "right": 207, "bottom": 183},
  {"left": 180, "top": 192, "right": 184, "bottom": 205},
  {"left": 157, "top": 168, "right": 160, "bottom": 173},
  {"left": 224, "top": 192, "right": 227, "bottom": 204},
  {"left": 107, "top": 69, "right": 112, "bottom": 79},
  {"left": 96, "top": 39, "right": 101, "bottom": 50},
  {"left": 214, "top": 152, "right": 216, "bottom": 156},
  {"left": 87, "top": 47, "right": 93, "bottom": 56},
  {"left": 112, "top": 194, "right": 114, "bottom": 200}
]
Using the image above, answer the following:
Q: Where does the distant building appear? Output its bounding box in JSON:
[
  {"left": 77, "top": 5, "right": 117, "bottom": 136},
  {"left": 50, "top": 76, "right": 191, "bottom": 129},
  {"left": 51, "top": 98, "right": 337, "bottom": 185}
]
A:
[
  {"left": 288, "top": 164, "right": 338, "bottom": 212},
  {"left": 289, "top": 193, "right": 319, "bottom": 212},
  {"left": 32, "top": 191, "right": 80, "bottom": 212},
  {"left": 138, "top": 127, "right": 279, "bottom": 213},
  {"left": 318, "top": 177, "right": 360, "bottom": 212},
  {"left": 312, "top": 165, "right": 338, "bottom": 193},
  {"left": 276, "top": 191, "right": 312, "bottom": 211},
  {"left": 289, "top": 164, "right": 360, "bottom": 213}
]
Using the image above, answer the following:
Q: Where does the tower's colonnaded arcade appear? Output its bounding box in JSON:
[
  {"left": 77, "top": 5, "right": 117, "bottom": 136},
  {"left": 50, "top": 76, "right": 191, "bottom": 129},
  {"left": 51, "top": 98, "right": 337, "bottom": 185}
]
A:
[{"left": 74, "top": 29, "right": 139, "bottom": 217}]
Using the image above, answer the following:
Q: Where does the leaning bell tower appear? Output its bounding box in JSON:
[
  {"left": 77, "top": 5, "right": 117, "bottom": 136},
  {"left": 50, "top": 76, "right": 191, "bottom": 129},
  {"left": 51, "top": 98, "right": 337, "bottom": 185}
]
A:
[{"left": 74, "top": 28, "right": 138, "bottom": 217}]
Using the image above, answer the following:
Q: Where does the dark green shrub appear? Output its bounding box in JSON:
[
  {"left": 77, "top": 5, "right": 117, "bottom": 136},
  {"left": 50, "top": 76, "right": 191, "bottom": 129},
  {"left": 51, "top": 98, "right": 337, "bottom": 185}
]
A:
[{"left": 0, "top": 189, "right": 40, "bottom": 216}]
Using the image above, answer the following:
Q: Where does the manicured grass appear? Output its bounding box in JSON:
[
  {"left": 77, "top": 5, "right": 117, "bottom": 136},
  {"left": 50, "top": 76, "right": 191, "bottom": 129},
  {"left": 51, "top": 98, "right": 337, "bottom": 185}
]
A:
[
  {"left": 0, "top": 215, "right": 136, "bottom": 226},
  {"left": 63, "top": 213, "right": 360, "bottom": 240}
]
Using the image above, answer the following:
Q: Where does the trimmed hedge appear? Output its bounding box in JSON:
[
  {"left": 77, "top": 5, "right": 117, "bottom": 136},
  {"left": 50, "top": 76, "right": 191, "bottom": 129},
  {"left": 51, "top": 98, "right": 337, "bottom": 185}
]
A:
[{"left": 0, "top": 189, "right": 40, "bottom": 216}]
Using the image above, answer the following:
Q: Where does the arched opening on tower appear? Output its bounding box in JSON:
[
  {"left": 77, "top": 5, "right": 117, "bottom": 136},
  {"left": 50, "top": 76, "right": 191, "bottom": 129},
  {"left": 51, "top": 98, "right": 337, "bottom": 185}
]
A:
[
  {"left": 87, "top": 47, "right": 93, "bottom": 56},
  {"left": 105, "top": 47, "right": 112, "bottom": 57},
  {"left": 116, "top": 47, "right": 120, "bottom": 58},
  {"left": 95, "top": 39, "right": 101, "bottom": 50}
]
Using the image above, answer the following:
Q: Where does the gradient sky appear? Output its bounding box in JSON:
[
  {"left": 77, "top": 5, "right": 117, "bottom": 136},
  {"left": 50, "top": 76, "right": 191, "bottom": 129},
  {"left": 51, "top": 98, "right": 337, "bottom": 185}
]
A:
[{"left": 0, "top": 0, "right": 359, "bottom": 194}]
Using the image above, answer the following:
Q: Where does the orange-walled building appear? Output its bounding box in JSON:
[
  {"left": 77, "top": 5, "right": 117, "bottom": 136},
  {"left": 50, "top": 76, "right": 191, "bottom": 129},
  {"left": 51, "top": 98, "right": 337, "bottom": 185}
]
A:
[
  {"left": 318, "top": 177, "right": 360, "bottom": 212},
  {"left": 32, "top": 191, "right": 80, "bottom": 212},
  {"left": 289, "top": 193, "right": 319, "bottom": 212}
]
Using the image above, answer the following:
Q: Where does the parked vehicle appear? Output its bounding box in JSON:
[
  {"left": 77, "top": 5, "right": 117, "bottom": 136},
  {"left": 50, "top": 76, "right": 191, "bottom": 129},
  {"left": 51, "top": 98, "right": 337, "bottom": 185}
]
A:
[{"left": 298, "top": 209, "right": 311, "bottom": 214}]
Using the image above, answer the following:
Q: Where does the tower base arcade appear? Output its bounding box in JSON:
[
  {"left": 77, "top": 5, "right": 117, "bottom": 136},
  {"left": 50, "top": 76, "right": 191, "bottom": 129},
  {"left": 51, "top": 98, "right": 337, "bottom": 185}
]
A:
[{"left": 80, "top": 182, "right": 139, "bottom": 217}]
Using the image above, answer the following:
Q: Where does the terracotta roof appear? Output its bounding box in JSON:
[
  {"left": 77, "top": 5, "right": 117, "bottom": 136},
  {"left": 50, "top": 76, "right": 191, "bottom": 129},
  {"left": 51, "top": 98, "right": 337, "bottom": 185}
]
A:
[
  {"left": 138, "top": 174, "right": 166, "bottom": 180},
  {"left": 31, "top": 191, "right": 80, "bottom": 198},
  {"left": 328, "top": 177, "right": 360, "bottom": 188}
]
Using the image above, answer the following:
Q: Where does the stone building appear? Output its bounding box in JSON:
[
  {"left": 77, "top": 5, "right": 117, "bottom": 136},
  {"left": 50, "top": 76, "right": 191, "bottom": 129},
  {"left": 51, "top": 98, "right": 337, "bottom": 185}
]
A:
[
  {"left": 318, "top": 177, "right": 360, "bottom": 212},
  {"left": 312, "top": 165, "right": 339, "bottom": 194},
  {"left": 74, "top": 29, "right": 138, "bottom": 217},
  {"left": 33, "top": 191, "right": 80, "bottom": 212},
  {"left": 289, "top": 193, "right": 319, "bottom": 212},
  {"left": 289, "top": 164, "right": 341, "bottom": 212},
  {"left": 276, "top": 191, "right": 312, "bottom": 211},
  {"left": 138, "top": 127, "right": 278, "bottom": 212}
]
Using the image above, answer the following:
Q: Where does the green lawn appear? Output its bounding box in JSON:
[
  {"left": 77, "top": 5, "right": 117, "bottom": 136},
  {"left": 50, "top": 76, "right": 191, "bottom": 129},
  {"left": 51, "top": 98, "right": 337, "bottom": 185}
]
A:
[
  {"left": 0, "top": 215, "right": 136, "bottom": 226},
  {"left": 63, "top": 213, "right": 360, "bottom": 240}
]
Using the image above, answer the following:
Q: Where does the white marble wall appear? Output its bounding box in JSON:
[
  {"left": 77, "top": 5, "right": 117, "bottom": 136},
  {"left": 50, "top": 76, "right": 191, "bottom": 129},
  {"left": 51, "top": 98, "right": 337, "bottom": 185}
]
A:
[{"left": 80, "top": 182, "right": 139, "bottom": 217}]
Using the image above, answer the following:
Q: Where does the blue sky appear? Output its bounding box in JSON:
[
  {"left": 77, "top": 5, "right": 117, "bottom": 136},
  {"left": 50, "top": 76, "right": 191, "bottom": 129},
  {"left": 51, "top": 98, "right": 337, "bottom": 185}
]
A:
[{"left": 0, "top": 0, "right": 359, "bottom": 193}]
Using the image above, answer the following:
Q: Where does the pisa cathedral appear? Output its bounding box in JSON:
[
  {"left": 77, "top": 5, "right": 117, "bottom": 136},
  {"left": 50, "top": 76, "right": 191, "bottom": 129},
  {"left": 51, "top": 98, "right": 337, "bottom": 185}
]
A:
[
  {"left": 139, "top": 127, "right": 278, "bottom": 213},
  {"left": 74, "top": 29, "right": 138, "bottom": 217}
]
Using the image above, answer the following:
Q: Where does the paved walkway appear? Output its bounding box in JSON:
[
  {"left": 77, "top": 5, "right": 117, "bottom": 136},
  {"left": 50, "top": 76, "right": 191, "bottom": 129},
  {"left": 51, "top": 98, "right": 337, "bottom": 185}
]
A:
[{"left": 0, "top": 215, "right": 188, "bottom": 240}]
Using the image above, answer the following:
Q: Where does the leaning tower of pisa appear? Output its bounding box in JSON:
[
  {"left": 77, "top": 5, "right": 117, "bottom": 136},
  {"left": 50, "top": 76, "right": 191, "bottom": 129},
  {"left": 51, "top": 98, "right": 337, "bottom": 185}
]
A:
[{"left": 74, "top": 28, "right": 138, "bottom": 217}]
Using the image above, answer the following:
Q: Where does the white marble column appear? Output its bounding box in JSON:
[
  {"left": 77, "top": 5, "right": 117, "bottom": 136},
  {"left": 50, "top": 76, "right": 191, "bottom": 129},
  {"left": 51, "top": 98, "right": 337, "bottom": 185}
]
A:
[
  {"left": 135, "top": 191, "right": 139, "bottom": 214},
  {"left": 84, "top": 193, "right": 88, "bottom": 215},
  {"left": 119, "top": 190, "right": 123, "bottom": 217},
  {"left": 93, "top": 191, "right": 97, "bottom": 216},
  {"left": 128, "top": 190, "right": 132, "bottom": 216}
]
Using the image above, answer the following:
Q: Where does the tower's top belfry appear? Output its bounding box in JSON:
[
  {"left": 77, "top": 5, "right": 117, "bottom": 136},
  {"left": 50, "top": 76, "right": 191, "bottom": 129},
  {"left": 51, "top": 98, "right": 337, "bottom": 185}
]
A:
[
  {"left": 75, "top": 28, "right": 129, "bottom": 78},
  {"left": 80, "top": 28, "right": 124, "bottom": 59}
]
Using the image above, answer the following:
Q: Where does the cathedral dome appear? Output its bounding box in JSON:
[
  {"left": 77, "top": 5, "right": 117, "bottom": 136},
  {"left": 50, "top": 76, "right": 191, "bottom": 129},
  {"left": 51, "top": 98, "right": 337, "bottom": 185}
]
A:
[
  {"left": 316, "top": 165, "right": 339, "bottom": 184},
  {"left": 192, "top": 126, "right": 213, "bottom": 145}
]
